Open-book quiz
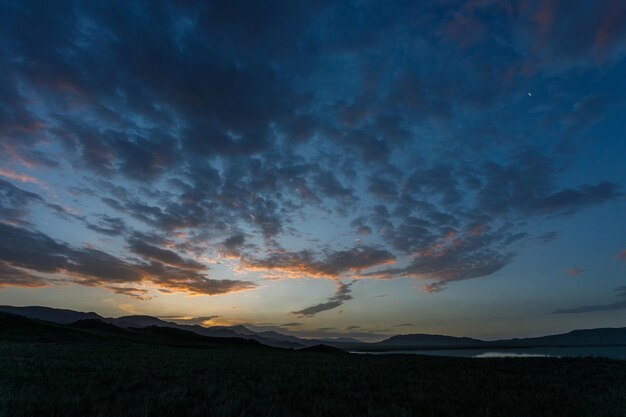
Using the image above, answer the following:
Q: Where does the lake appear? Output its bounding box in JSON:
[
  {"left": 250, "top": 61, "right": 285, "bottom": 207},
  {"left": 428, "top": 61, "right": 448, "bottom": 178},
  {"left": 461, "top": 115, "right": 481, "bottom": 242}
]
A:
[{"left": 352, "top": 346, "right": 626, "bottom": 359}]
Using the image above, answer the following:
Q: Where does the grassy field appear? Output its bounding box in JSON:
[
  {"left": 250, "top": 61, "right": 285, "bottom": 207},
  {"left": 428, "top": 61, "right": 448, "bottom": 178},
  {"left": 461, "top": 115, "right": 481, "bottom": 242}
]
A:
[{"left": 1, "top": 314, "right": 626, "bottom": 417}]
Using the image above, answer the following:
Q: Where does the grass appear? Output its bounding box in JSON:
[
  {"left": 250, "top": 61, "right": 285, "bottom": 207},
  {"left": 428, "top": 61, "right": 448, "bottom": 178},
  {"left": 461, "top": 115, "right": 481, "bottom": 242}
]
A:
[
  {"left": 0, "top": 312, "right": 625, "bottom": 417},
  {"left": 1, "top": 340, "right": 626, "bottom": 417}
]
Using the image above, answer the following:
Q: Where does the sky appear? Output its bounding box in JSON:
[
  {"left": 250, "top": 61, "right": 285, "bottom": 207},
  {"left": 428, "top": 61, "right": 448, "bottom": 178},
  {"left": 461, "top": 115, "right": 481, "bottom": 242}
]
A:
[{"left": 0, "top": 0, "right": 625, "bottom": 341}]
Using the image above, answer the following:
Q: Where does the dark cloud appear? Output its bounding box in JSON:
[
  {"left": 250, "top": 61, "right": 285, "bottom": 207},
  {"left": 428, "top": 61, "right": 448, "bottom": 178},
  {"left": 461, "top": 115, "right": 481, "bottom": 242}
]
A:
[
  {"left": 128, "top": 238, "right": 205, "bottom": 271},
  {"left": 367, "top": 176, "right": 398, "bottom": 201},
  {"left": 350, "top": 217, "right": 372, "bottom": 235},
  {"left": 135, "top": 262, "right": 254, "bottom": 296},
  {"left": 0, "top": 222, "right": 72, "bottom": 274},
  {"left": 105, "top": 286, "right": 151, "bottom": 301},
  {"left": 361, "top": 232, "right": 513, "bottom": 291},
  {"left": 474, "top": 151, "right": 620, "bottom": 217},
  {"left": 220, "top": 233, "right": 247, "bottom": 258},
  {"left": 0, "top": 222, "right": 255, "bottom": 297},
  {"left": 350, "top": 148, "right": 622, "bottom": 289},
  {"left": 292, "top": 281, "right": 354, "bottom": 318},
  {"left": 406, "top": 166, "right": 462, "bottom": 206},
  {"left": 0, "top": 261, "right": 48, "bottom": 288},
  {"left": 552, "top": 286, "right": 626, "bottom": 314},
  {"left": 85, "top": 215, "right": 127, "bottom": 237},
  {"left": 0, "top": 178, "right": 83, "bottom": 224},
  {"left": 538, "top": 182, "right": 621, "bottom": 216},
  {"left": 0, "top": 179, "right": 43, "bottom": 221},
  {"left": 311, "top": 171, "right": 355, "bottom": 202},
  {"left": 244, "top": 246, "right": 395, "bottom": 278}
]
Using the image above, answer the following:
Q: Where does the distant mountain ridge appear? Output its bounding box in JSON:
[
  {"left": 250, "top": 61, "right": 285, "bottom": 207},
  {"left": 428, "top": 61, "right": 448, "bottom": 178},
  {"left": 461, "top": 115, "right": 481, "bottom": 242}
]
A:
[
  {"left": 2, "top": 305, "right": 625, "bottom": 350},
  {"left": 0, "top": 305, "right": 313, "bottom": 349},
  {"left": 0, "top": 311, "right": 263, "bottom": 348},
  {"left": 364, "top": 328, "right": 626, "bottom": 350},
  {"left": 492, "top": 327, "right": 626, "bottom": 348},
  {"left": 0, "top": 305, "right": 104, "bottom": 323},
  {"left": 377, "top": 333, "right": 484, "bottom": 347}
]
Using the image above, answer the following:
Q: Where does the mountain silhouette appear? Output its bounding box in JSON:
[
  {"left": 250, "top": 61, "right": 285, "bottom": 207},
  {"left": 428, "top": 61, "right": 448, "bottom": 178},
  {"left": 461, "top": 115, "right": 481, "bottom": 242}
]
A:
[
  {"left": 0, "top": 312, "right": 264, "bottom": 348},
  {"left": 0, "top": 305, "right": 103, "bottom": 323},
  {"left": 377, "top": 334, "right": 484, "bottom": 347},
  {"left": 299, "top": 344, "right": 348, "bottom": 354},
  {"left": 0, "top": 305, "right": 307, "bottom": 348},
  {"left": 2, "top": 305, "right": 626, "bottom": 350}
]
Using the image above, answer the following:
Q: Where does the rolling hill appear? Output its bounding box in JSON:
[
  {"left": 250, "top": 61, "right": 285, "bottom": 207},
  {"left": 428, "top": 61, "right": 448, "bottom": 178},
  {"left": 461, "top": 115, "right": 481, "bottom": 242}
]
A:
[{"left": 3, "top": 305, "right": 626, "bottom": 351}]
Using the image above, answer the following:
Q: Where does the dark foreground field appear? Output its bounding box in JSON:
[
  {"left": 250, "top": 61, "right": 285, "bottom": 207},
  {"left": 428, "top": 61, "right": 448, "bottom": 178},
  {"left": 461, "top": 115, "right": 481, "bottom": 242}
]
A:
[{"left": 1, "top": 314, "right": 626, "bottom": 417}]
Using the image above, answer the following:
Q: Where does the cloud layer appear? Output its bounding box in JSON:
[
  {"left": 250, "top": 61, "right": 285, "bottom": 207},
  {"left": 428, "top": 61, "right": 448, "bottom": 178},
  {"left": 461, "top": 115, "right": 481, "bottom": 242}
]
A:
[
  {"left": 0, "top": 1, "right": 624, "bottom": 315},
  {"left": 0, "top": 222, "right": 255, "bottom": 297}
]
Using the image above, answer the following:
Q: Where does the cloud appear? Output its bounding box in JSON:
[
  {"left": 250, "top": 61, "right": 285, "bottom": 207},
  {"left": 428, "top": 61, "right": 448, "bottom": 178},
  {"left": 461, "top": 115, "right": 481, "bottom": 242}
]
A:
[
  {"left": 105, "top": 286, "right": 151, "bottom": 301},
  {"left": 552, "top": 286, "right": 626, "bottom": 314},
  {"left": 537, "top": 232, "right": 558, "bottom": 244},
  {"left": 522, "top": 0, "right": 626, "bottom": 69},
  {"left": 0, "top": 179, "right": 83, "bottom": 225},
  {"left": 0, "top": 261, "right": 48, "bottom": 288},
  {"left": 85, "top": 215, "right": 127, "bottom": 237},
  {"left": 128, "top": 238, "right": 205, "bottom": 271},
  {"left": 0, "top": 168, "right": 42, "bottom": 185},
  {"left": 552, "top": 300, "right": 626, "bottom": 314},
  {"left": 0, "top": 222, "right": 255, "bottom": 297},
  {"left": 0, "top": 179, "right": 43, "bottom": 222},
  {"left": 352, "top": 149, "right": 621, "bottom": 290},
  {"left": 441, "top": 11, "right": 486, "bottom": 49},
  {"left": 220, "top": 233, "right": 246, "bottom": 258},
  {"left": 243, "top": 246, "right": 396, "bottom": 278},
  {"left": 474, "top": 152, "right": 621, "bottom": 217},
  {"left": 292, "top": 281, "right": 354, "bottom": 318},
  {"left": 160, "top": 315, "right": 220, "bottom": 326},
  {"left": 538, "top": 182, "right": 621, "bottom": 215},
  {"left": 565, "top": 268, "right": 585, "bottom": 276},
  {"left": 361, "top": 232, "right": 513, "bottom": 290},
  {"left": 421, "top": 282, "right": 447, "bottom": 293},
  {"left": 0, "top": 0, "right": 623, "bottom": 303}
]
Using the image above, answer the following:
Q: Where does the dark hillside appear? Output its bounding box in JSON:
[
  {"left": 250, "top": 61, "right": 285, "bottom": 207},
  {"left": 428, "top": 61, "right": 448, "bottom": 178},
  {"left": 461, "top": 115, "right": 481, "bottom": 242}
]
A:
[
  {"left": 0, "top": 312, "right": 266, "bottom": 349},
  {"left": 299, "top": 344, "right": 348, "bottom": 354}
]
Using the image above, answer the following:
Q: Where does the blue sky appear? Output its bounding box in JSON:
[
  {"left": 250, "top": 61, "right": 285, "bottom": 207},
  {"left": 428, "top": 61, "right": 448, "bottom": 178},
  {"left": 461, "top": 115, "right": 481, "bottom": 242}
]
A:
[{"left": 0, "top": 0, "right": 625, "bottom": 341}]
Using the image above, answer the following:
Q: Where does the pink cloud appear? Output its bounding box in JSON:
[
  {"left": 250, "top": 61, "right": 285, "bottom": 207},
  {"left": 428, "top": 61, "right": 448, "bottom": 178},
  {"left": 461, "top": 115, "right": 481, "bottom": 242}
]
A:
[
  {"left": 565, "top": 267, "right": 584, "bottom": 276},
  {"left": 0, "top": 168, "right": 41, "bottom": 185}
]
